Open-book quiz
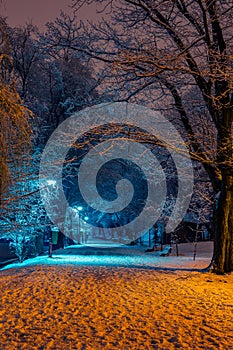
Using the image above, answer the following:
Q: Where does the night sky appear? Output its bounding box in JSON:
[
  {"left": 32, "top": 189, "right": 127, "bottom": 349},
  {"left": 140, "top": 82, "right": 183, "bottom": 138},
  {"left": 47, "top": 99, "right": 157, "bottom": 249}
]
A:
[{"left": 1, "top": 0, "right": 97, "bottom": 29}]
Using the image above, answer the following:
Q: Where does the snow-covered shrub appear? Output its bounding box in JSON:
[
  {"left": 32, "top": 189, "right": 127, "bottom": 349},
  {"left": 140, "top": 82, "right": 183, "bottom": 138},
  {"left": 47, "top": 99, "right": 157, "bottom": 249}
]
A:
[{"left": 9, "top": 230, "right": 36, "bottom": 263}]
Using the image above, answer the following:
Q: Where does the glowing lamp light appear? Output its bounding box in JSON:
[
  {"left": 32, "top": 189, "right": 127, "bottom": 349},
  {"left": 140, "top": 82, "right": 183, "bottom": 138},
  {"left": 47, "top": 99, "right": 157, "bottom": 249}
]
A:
[
  {"left": 47, "top": 180, "right": 56, "bottom": 186},
  {"left": 77, "top": 206, "right": 83, "bottom": 211}
]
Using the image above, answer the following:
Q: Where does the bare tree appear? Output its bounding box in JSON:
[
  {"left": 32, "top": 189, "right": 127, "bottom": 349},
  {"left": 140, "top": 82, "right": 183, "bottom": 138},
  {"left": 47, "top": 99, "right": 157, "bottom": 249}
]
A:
[
  {"left": 9, "top": 24, "right": 40, "bottom": 99},
  {"left": 67, "top": 0, "right": 233, "bottom": 273}
]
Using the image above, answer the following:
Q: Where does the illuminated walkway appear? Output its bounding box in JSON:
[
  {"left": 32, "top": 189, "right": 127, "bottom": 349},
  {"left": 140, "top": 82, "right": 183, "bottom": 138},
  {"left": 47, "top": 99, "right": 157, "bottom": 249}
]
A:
[{"left": 1, "top": 242, "right": 213, "bottom": 271}]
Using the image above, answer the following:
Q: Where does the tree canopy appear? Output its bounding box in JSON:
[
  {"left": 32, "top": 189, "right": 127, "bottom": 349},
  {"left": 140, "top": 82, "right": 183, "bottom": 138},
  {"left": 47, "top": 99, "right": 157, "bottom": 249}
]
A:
[
  {"left": 70, "top": 0, "right": 233, "bottom": 273},
  {"left": 0, "top": 17, "right": 32, "bottom": 204}
]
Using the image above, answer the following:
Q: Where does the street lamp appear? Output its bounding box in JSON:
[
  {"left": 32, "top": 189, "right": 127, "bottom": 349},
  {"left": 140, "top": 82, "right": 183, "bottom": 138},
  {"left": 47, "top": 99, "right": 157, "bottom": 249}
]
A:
[
  {"left": 47, "top": 180, "right": 56, "bottom": 186},
  {"left": 48, "top": 228, "right": 53, "bottom": 258},
  {"left": 83, "top": 216, "right": 89, "bottom": 243},
  {"left": 45, "top": 180, "right": 56, "bottom": 258},
  {"left": 77, "top": 206, "right": 83, "bottom": 244}
]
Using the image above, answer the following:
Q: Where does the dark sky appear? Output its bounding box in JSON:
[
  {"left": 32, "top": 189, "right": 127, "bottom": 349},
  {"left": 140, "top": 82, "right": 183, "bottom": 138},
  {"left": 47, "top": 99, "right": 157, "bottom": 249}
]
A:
[{"left": 1, "top": 0, "right": 98, "bottom": 29}]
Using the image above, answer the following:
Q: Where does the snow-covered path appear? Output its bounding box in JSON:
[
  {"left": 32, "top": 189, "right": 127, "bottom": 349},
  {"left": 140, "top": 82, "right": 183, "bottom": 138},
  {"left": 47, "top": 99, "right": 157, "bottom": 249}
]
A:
[{"left": 1, "top": 241, "right": 214, "bottom": 271}]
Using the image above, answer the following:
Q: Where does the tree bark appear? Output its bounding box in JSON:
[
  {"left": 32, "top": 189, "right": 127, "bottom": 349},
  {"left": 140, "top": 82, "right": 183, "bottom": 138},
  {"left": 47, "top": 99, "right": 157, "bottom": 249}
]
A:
[
  {"left": 213, "top": 108, "right": 233, "bottom": 273},
  {"left": 213, "top": 174, "right": 233, "bottom": 273}
]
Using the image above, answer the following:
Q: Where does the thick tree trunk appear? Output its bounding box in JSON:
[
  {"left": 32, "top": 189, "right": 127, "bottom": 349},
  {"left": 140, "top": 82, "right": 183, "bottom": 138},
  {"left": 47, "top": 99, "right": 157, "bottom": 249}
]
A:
[
  {"left": 213, "top": 108, "right": 233, "bottom": 274},
  {"left": 213, "top": 174, "right": 233, "bottom": 273}
]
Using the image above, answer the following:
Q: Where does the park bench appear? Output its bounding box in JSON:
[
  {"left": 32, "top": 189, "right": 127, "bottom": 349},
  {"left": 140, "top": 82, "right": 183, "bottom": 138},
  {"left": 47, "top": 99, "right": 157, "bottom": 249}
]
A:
[{"left": 159, "top": 245, "right": 172, "bottom": 257}]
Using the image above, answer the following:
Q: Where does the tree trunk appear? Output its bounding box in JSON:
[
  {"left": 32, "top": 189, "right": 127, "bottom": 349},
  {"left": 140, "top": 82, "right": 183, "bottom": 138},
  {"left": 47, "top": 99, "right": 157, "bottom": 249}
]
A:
[
  {"left": 213, "top": 174, "right": 233, "bottom": 273},
  {"left": 213, "top": 108, "right": 233, "bottom": 274}
]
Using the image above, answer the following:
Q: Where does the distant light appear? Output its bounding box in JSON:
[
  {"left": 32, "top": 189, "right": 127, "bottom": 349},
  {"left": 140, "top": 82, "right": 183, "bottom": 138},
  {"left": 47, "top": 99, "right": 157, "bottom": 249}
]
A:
[
  {"left": 84, "top": 216, "right": 89, "bottom": 221},
  {"left": 77, "top": 206, "right": 83, "bottom": 211},
  {"left": 47, "top": 180, "right": 56, "bottom": 186}
]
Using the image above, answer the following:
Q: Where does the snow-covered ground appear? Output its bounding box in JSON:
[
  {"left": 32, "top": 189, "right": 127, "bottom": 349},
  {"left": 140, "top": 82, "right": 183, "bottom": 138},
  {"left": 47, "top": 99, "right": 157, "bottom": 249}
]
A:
[
  {"left": 0, "top": 241, "right": 232, "bottom": 349},
  {"left": 1, "top": 241, "right": 214, "bottom": 271}
]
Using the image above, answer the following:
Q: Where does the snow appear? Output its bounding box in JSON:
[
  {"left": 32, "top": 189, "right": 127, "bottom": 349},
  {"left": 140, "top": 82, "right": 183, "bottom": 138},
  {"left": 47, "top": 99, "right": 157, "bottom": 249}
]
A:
[
  {"left": 1, "top": 241, "right": 213, "bottom": 271},
  {"left": 0, "top": 241, "right": 232, "bottom": 349}
]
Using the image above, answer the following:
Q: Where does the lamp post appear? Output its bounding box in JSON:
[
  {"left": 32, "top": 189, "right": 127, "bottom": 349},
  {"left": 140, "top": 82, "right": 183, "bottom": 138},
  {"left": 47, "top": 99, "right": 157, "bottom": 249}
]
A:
[
  {"left": 77, "top": 206, "right": 83, "bottom": 244},
  {"left": 48, "top": 228, "right": 53, "bottom": 258},
  {"left": 44, "top": 180, "right": 56, "bottom": 258},
  {"left": 84, "top": 216, "right": 89, "bottom": 244}
]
